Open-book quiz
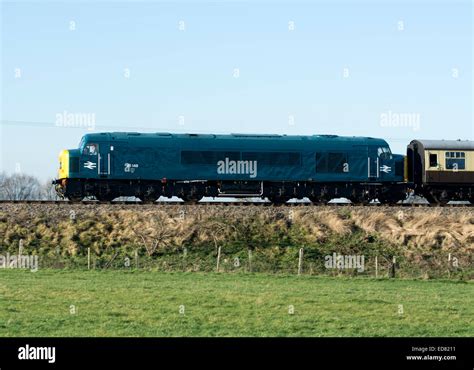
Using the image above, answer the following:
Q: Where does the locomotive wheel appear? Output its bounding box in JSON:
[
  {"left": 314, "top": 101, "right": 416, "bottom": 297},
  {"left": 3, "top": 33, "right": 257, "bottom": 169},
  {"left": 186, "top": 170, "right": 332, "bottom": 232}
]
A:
[
  {"left": 308, "top": 197, "right": 327, "bottom": 205},
  {"left": 268, "top": 196, "right": 291, "bottom": 205},
  {"left": 377, "top": 197, "right": 398, "bottom": 206},
  {"left": 180, "top": 196, "right": 201, "bottom": 204},
  {"left": 95, "top": 195, "right": 116, "bottom": 203},
  {"left": 140, "top": 195, "right": 158, "bottom": 204},
  {"left": 347, "top": 195, "right": 368, "bottom": 205},
  {"left": 67, "top": 196, "right": 83, "bottom": 203},
  {"left": 377, "top": 193, "right": 402, "bottom": 205}
]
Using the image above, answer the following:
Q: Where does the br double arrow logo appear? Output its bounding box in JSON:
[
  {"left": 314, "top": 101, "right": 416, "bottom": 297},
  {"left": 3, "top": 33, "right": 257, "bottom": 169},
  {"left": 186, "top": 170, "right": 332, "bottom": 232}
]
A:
[{"left": 84, "top": 161, "right": 97, "bottom": 170}]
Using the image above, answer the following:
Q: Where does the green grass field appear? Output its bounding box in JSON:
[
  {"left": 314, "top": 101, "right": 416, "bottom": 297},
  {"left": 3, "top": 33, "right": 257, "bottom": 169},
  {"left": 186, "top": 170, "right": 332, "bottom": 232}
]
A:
[{"left": 0, "top": 270, "right": 472, "bottom": 337}]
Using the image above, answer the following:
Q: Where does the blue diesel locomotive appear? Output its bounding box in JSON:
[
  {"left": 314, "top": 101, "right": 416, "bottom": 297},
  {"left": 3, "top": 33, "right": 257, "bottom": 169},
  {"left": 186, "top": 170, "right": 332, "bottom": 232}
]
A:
[{"left": 53, "top": 132, "right": 407, "bottom": 204}]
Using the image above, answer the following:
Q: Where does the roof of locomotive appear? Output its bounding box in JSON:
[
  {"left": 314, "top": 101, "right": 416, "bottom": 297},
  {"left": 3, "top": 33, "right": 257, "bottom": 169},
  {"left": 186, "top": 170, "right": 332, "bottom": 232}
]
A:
[{"left": 80, "top": 132, "right": 388, "bottom": 146}]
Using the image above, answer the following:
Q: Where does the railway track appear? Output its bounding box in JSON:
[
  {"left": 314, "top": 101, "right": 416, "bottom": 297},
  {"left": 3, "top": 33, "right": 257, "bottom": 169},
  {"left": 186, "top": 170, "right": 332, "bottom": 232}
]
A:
[{"left": 0, "top": 199, "right": 472, "bottom": 207}]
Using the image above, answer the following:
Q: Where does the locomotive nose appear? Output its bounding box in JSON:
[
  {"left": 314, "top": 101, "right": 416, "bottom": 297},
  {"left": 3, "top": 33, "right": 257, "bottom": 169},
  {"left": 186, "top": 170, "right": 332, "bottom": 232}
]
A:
[
  {"left": 52, "top": 149, "right": 70, "bottom": 198},
  {"left": 58, "top": 149, "right": 70, "bottom": 180}
]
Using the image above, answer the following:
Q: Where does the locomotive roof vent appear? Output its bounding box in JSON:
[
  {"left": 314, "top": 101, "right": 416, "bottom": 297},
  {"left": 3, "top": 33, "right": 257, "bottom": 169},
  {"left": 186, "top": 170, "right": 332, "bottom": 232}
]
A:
[
  {"left": 184, "top": 133, "right": 216, "bottom": 138},
  {"left": 230, "top": 133, "right": 281, "bottom": 138}
]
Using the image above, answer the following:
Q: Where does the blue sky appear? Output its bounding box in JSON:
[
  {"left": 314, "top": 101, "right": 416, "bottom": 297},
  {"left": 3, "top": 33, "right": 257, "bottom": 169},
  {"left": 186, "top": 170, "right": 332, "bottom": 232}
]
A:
[{"left": 1, "top": 0, "right": 472, "bottom": 180}]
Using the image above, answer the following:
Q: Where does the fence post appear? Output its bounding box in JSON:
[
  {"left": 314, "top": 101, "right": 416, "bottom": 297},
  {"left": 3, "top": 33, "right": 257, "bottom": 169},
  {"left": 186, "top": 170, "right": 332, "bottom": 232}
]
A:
[
  {"left": 216, "top": 246, "right": 222, "bottom": 272},
  {"left": 447, "top": 253, "right": 451, "bottom": 278},
  {"left": 375, "top": 256, "right": 378, "bottom": 278},
  {"left": 135, "top": 249, "right": 139, "bottom": 269},
  {"left": 248, "top": 249, "right": 252, "bottom": 273},
  {"left": 390, "top": 256, "right": 396, "bottom": 278},
  {"left": 87, "top": 248, "right": 91, "bottom": 270},
  {"left": 298, "top": 248, "right": 304, "bottom": 275}
]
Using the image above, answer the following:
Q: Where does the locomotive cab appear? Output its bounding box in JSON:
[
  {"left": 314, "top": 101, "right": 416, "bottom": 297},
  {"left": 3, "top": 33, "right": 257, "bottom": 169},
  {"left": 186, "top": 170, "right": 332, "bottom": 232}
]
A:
[{"left": 53, "top": 134, "right": 101, "bottom": 200}]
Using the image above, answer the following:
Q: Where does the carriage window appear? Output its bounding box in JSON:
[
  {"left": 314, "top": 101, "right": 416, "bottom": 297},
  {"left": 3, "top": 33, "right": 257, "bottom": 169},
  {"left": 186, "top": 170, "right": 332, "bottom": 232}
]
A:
[
  {"left": 429, "top": 154, "right": 438, "bottom": 167},
  {"left": 445, "top": 151, "right": 466, "bottom": 170},
  {"left": 84, "top": 143, "right": 98, "bottom": 155}
]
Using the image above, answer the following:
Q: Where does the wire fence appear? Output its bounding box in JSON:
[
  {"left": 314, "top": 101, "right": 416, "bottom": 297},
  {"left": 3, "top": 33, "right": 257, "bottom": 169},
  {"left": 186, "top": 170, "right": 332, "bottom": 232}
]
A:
[{"left": 7, "top": 245, "right": 470, "bottom": 280}]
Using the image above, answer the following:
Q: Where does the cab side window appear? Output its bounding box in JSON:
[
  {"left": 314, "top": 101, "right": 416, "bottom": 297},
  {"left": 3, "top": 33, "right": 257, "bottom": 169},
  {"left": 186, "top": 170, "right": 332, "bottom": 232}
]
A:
[
  {"left": 84, "top": 143, "right": 98, "bottom": 155},
  {"left": 377, "top": 147, "right": 392, "bottom": 160}
]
